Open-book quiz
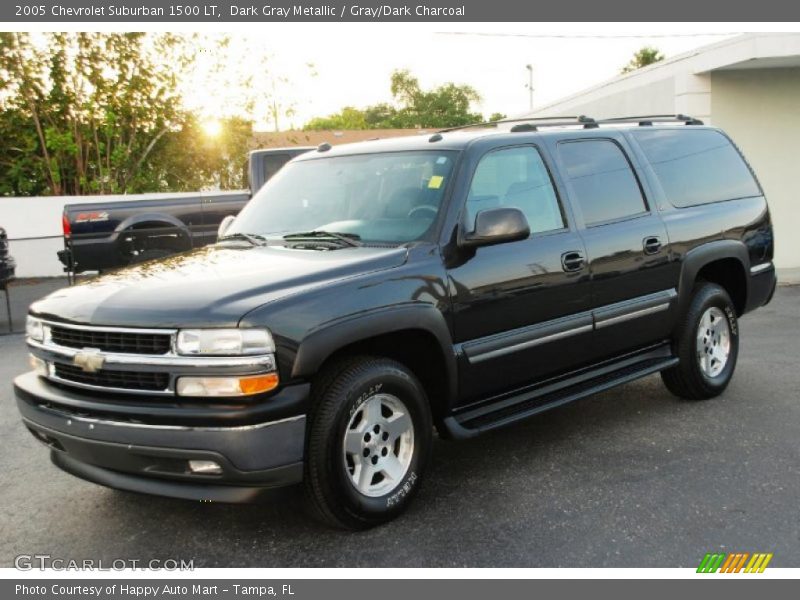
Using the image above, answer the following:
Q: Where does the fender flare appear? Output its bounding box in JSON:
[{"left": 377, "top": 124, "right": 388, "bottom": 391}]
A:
[
  {"left": 112, "top": 212, "right": 192, "bottom": 248},
  {"left": 677, "top": 239, "right": 750, "bottom": 313},
  {"left": 291, "top": 303, "right": 458, "bottom": 405}
]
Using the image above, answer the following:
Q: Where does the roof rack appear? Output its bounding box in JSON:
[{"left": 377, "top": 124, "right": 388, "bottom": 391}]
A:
[
  {"left": 595, "top": 114, "right": 704, "bottom": 126},
  {"left": 437, "top": 116, "right": 583, "bottom": 133},
  {"left": 437, "top": 114, "right": 703, "bottom": 134}
]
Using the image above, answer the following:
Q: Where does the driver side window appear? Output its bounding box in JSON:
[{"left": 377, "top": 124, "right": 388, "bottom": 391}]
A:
[{"left": 465, "top": 146, "right": 564, "bottom": 234}]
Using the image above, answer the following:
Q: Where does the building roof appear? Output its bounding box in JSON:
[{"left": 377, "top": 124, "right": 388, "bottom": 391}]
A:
[
  {"left": 522, "top": 33, "right": 800, "bottom": 119},
  {"left": 252, "top": 128, "right": 427, "bottom": 149}
]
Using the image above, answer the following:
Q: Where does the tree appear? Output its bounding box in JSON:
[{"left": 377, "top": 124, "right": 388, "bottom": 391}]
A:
[
  {"left": 621, "top": 46, "right": 665, "bottom": 74},
  {"left": 0, "top": 33, "right": 254, "bottom": 196},
  {"left": 304, "top": 69, "right": 485, "bottom": 130},
  {"left": 305, "top": 107, "right": 368, "bottom": 131}
]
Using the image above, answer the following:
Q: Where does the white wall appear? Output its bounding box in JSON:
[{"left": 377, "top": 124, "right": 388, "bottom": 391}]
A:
[
  {"left": 711, "top": 68, "right": 800, "bottom": 271},
  {"left": 0, "top": 192, "right": 241, "bottom": 278}
]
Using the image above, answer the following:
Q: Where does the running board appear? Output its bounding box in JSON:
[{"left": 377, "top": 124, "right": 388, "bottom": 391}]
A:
[{"left": 444, "top": 345, "right": 678, "bottom": 439}]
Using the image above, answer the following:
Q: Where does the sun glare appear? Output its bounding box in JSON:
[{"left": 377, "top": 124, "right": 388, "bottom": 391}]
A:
[{"left": 201, "top": 119, "right": 223, "bottom": 137}]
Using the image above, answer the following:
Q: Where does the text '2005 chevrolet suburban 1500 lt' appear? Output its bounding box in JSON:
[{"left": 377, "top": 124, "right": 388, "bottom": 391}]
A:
[{"left": 16, "top": 115, "right": 777, "bottom": 529}]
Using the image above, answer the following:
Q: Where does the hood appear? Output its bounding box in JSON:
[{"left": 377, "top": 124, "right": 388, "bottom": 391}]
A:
[{"left": 31, "top": 244, "right": 408, "bottom": 328}]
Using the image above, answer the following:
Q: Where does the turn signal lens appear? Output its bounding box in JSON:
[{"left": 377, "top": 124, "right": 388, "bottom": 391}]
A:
[
  {"left": 29, "top": 354, "right": 48, "bottom": 377},
  {"left": 239, "top": 374, "right": 279, "bottom": 395},
  {"left": 176, "top": 373, "right": 279, "bottom": 397}
]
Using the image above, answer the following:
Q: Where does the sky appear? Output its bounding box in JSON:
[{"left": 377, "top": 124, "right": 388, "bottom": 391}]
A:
[{"left": 177, "top": 23, "right": 746, "bottom": 131}]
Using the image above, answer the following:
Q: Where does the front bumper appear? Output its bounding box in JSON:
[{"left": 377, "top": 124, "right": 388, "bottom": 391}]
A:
[{"left": 15, "top": 372, "right": 307, "bottom": 502}]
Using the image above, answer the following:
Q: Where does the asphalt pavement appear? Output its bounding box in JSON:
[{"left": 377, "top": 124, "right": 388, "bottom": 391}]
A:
[{"left": 1, "top": 282, "right": 798, "bottom": 568}]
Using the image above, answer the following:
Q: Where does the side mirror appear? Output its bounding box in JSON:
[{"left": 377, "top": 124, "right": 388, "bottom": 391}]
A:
[
  {"left": 459, "top": 207, "right": 530, "bottom": 249},
  {"left": 217, "top": 215, "right": 236, "bottom": 239}
]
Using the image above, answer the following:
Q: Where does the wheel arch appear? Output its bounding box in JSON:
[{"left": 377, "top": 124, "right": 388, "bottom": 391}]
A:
[
  {"left": 114, "top": 211, "right": 189, "bottom": 235},
  {"left": 112, "top": 212, "right": 192, "bottom": 255},
  {"left": 678, "top": 240, "right": 750, "bottom": 316},
  {"left": 291, "top": 304, "right": 457, "bottom": 423}
]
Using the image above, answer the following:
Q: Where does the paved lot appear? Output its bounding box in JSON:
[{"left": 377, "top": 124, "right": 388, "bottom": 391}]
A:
[{"left": 1, "top": 282, "right": 798, "bottom": 568}]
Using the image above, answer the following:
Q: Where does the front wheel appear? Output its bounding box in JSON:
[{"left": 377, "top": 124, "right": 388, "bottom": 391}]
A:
[
  {"left": 304, "top": 357, "right": 432, "bottom": 529},
  {"left": 661, "top": 282, "right": 740, "bottom": 400}
]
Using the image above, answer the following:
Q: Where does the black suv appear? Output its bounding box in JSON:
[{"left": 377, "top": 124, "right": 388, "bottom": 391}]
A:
[{"left": 16, "top": 115, "right": 776, "bottom": 529}]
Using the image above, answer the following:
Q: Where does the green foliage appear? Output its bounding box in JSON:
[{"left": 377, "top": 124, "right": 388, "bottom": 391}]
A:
[
  {"left": 304, "top": 69, "right": 486, "bottom": 130},
  {"left": 0, "top": 32, "right": 254, "bottom": 196},
  {"left": 621, "top": 46, "right": 665, "bottom": 74}
]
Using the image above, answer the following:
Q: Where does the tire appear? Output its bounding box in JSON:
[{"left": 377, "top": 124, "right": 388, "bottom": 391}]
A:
[
  {"left": 304, "top": 356, "right": 432, "bottom": 529},
  {"left": 661, "top": 282, "right": 740, "bottom": 400}
]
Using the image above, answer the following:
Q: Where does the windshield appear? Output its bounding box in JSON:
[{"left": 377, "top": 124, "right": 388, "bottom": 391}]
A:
[{"left": 228, "top": 150, "right": 458, "bottom": 244}]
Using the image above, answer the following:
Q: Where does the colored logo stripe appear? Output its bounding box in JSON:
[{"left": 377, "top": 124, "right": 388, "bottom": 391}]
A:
[
  {"left": 745, "top": 553, "right": 773, "bottom": 573},
  {"left": 697, "top": 553, "right": 726, "bottom": 573},
  {"left": 697, "top": 552, "right": 773, "bottom": 573}
]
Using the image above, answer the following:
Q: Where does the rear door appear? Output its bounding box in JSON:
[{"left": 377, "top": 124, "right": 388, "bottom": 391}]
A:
[
  {"left": 552, "top": 134, "right": 678, "bottom": 359},
  {"left": 447, "top": 143, "right": 593, "bottom": 406}
]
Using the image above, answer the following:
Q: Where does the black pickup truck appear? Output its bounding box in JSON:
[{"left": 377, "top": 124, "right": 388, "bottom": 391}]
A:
[
  {"left": 17, "top": 115, "right": 776, "bottom": 529},
  {"left": 58, "top": 147, "right": 312, "bottom": 273}
]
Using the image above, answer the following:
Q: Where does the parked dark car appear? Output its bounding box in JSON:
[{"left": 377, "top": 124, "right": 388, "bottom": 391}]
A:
[
  {"left": 17, "top": 116, "right": 776, "bottom": 529},
  {"left": 58, "top": 146, "right": 313, "bottom": 273},
  {"left": 1, "top": 226, "right": 15, "bottom": 332},
  {"left": 0, "top": 227, "right": 15, "bottom": 285}
]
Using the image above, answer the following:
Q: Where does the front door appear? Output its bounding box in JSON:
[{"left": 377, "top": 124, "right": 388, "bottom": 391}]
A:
[{"left": 447, "top": 144, "right": 593, "bottom": 406}]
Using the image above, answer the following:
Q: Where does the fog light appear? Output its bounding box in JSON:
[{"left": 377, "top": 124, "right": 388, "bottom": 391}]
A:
[
  {"left": 176, "top": 373, "right": 279, "bottom": 397},
  {"left": 188, "top": 460, "right": 222, "bottom": 475},
  {"left": 29, "top": 354, "right": 48, "bottom": 377}
]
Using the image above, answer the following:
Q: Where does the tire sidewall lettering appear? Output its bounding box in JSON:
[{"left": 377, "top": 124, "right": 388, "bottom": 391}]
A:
[{"left": 337, "top": 372, "right": 425, "bottom": 516}]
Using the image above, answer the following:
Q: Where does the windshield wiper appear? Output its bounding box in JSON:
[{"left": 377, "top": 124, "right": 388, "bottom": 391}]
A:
[
  {"left": 283, "top": 230, "right": 362, "bottom": 247},
  {"left": 219, "top": 232, "right": 268, "bottom": 246}
]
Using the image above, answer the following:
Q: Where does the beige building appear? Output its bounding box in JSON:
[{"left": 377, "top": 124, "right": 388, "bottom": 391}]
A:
[{"left": 523, "top": 33, "right": 800, "bottom": 280}]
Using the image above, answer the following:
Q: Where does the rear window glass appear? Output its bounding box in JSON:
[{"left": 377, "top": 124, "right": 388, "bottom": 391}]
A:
[{"left": 632, "top": 129, "right": 760, "bottom": 207}]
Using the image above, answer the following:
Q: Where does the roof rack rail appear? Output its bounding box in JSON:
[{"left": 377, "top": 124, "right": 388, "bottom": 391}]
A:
[
  {"left": 437, "top": 116, "right": 582, "bottom": 133},
  {"left": 595, "top": 114, "right": 704, "bottom": 126},
  {"left": 436, "top": 114, "right": 703, "bottom": 135}
]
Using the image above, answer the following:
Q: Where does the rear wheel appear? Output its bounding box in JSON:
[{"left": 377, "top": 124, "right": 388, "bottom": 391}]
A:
[
  {"left": 661, "top": 282, "right": 739, "bottom": 400},
  {"left": 304, "top": 357, "right": 432, "bottom": 529}
]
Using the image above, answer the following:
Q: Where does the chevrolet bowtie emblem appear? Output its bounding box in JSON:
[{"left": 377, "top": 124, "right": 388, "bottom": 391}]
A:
[{"left": 73, "top": 350, "right": 105, "bottom": 373}]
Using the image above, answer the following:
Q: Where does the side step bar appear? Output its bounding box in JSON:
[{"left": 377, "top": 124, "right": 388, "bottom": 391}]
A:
[{"left": 444, "top": 344, "right": 678, "bottom": 439}]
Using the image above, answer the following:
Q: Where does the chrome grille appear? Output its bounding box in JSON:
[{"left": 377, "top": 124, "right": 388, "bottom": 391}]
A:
[
  {"left": 53, "top": 363, "right": 169, "bottom": 392},
  {"left": 49, "top": 325, "right": 172, "bottom": 355}
]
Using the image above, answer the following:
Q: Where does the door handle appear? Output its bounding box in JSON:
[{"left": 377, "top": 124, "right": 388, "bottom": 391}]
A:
[
  {"left": 561, "top": 251, "right": 585, "bottom": 272},
  {"left": 643, "top": 236, "right": 662, "bottom": 255}
]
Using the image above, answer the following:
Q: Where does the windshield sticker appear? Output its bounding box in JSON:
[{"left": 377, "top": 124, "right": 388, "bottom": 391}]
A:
[{"left": 428, "top": 175, "right": 444, "bottom": 189}]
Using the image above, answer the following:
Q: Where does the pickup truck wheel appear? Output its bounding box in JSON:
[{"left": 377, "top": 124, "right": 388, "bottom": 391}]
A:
[
  {"left": 304, "top": 357, "right": 432, "bottom": 529},
  {"left": 661, "top": 282, "right": 739, "bottom": 400}
]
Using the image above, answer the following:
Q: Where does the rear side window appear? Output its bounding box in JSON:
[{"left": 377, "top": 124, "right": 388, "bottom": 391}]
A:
[
  {"left": 558, "top": 139, "right": 647, "bottom": 226},
  {"left": 632, "top": 129, "right": 760, "bottom": 207}
]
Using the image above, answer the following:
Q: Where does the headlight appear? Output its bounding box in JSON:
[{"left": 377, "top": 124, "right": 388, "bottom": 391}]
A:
[
  {"left": 175, "top": 328, "right": 275, "bottom": 356},
  {"left": 26, "top": 316, "right": 44, "bottom": 342}
]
